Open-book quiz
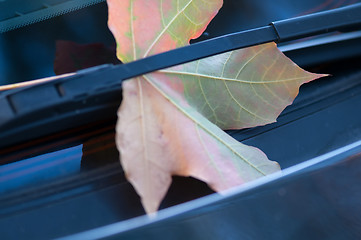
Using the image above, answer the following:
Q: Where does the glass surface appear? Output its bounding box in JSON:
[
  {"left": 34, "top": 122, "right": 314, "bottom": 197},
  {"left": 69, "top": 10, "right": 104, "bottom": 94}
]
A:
[
  {"left": 0, "top": 2, "right": 115, "bottom": 85},
  {"left": 0, "top": 122, "right": 119, "bottom": 195},
  {"left": 0, "top": 145, "right": 82, "bottom": 193}
]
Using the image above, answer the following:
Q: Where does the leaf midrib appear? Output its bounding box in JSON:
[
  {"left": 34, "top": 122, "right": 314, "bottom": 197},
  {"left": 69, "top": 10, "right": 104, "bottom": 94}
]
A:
[
  {"left": 160, "top": 69, "right": 312, "bottom": 84},
  {"left": 142, "top": 0, "right": 194, "bottom": 58},
  {"left": 143, "top": 75, "right": 268, "bottom": 176},
  {"left": 129, "top": 0, "right": 269, "bottom": 176}
]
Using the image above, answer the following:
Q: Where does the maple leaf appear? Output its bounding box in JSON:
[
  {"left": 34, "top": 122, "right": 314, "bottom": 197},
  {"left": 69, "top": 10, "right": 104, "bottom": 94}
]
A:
[
  {"left": 108, "top": 0, "right": 326, "bottom": 213},
  {"left": 148, "top": 42, "right": 326, "bottom": 129}
]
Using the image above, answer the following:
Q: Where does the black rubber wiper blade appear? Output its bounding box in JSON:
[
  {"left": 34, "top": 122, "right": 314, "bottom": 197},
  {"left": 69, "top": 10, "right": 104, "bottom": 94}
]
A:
[
  {"left": 58, "top": 2, "right": 361, "bottom": 84},
  {"left": 72, "top": 1, "right": 361, "bottom": 82},
  {"left": 0, "top": 3, "right": 361, "bottom": 148},
  {"left": 4, "top": 2, "right": 361, "bottom": 93}
]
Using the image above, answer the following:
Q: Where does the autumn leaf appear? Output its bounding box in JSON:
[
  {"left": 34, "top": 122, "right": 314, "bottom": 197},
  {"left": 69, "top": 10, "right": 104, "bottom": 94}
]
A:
[
  {"left": 149, "top": 42, "right": 326, "bottom": 129},
  {"left": 108, "top": 0, "right": 326, "bottom": 213},
  {"left": 117, "top": 78, "right": 280, "bottom": 213}
]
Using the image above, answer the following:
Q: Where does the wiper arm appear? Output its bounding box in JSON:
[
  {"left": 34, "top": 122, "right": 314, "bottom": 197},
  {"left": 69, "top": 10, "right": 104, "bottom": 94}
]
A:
[{"left": 0, "top": 3, "right": 361, "bottom": 148}]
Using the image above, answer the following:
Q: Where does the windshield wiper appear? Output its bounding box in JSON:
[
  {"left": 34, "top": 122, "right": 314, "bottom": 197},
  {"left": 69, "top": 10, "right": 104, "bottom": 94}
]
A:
[{"left": 0, "top": 3, "right": 360, "bottom": 148}]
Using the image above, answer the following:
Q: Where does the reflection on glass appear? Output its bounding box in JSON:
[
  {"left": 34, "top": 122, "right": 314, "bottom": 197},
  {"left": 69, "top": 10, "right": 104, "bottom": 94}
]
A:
[
  {"left": 0, "top": 145, "right": 82, "bottom": 194},
  {"left": 0, "top": 126, "right": 120, "bottom": 195}
]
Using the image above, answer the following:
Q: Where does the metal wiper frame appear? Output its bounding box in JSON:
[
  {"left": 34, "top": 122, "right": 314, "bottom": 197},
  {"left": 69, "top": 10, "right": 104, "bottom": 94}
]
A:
[{"left": 0, "top": 3, "right": 361, "bottom": 148}]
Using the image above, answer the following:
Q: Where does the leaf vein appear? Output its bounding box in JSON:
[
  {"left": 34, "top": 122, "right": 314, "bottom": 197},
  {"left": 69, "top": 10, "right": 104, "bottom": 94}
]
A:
[
  {"left": 194, "top": 124, "right": 227, "bottom": 185},
  {"left": 235, "top": 45, "right": 271, "bottom": 79},
  {"left": 161, "top": 69, "right": 311, "bottom": 84},
  {"left": 222, "top": 78, "right": 271, "bottom": 122},
  {"left": 143, "top": 75, "right": 267, "bottom": 176},
  {"left": 143, "top": 0, "right": 194, "bottom": 58},
  {"left": 130, "top": 0, "right": 136, "bottom": 59}
]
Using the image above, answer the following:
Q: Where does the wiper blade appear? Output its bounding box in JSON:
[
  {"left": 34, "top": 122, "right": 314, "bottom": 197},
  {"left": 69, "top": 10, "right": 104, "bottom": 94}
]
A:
[
  {"left": 46, "top": 2, "right": 361, "bottom": 84},
  {"left": 0, "top": 3, "right": 361, "bottom": 148}
]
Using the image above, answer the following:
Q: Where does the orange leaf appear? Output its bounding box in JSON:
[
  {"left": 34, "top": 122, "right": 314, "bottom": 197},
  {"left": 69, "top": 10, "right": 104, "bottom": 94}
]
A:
[
  {"left": 148, "top": 42, "right": 327, "bottom": 129},
  {"left": 107, "top": 0, "right": 222, "bottom": 62},
  {"left": 108, "top": 0, "right": 326, "bottom": 213},
  {"left": 117, "top": 77, "right": 280, "bottom": 213}
]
